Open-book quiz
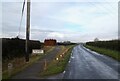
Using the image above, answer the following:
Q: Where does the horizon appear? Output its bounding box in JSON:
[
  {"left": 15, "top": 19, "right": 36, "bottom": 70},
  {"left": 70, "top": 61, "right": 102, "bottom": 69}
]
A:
[{"left": 1, "top": 37, "right": 119, "bottom": 43}]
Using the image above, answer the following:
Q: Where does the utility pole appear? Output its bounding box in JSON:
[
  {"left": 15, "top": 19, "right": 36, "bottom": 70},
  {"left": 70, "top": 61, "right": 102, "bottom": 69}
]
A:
[{"left": 25, "top": 0, "right": 30, "bottom": 62}]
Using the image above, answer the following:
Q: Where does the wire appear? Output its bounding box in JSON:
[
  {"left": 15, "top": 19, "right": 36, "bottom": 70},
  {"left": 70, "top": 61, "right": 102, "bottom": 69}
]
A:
[
  {"left": 18, "top": 0, "right": 26, "bottom": 38},
  {"left": 104, "top": 0, "right": 117, "bottom": 13},
  {"left": 88, "top": 2, "right": 116, "bottom": 18}
]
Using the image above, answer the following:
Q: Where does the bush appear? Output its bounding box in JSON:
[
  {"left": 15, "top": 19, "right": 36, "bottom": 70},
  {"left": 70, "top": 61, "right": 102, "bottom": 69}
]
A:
[
  {"left": 2, "top": 38, "right": 42, "bottom": 61},
  {"left": 86, "top": 40, "right": 119, "bottom": 51}
]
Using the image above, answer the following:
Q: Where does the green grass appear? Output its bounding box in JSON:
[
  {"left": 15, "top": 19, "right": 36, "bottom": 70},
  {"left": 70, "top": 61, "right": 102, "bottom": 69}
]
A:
[
  {"left": 40, "top": 45, "right": 75, "bottom": 77},
  {"left": 85, "top": 45, "right": 120, "bottom": 61},
  {"left": 2, "top": 46, "right": 55, "bottom": 79},
  {"left": 2, "top": 55, "right": 46, "bottom": 79}
]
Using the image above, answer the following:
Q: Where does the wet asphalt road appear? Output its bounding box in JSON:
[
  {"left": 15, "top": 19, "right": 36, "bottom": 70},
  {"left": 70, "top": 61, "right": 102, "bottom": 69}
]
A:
[{"left": 63, "top": 45, "right": 120, "bottom": 79}]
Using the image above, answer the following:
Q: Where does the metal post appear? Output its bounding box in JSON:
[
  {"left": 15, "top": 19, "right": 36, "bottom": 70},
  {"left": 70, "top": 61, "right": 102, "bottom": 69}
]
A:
[{"left": 25, "top": 0, "right": 30, "bottom": 62}]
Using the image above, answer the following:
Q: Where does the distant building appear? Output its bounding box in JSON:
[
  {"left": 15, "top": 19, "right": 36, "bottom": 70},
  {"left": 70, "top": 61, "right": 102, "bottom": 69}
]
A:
[
  {"left": 44, "top": 39, "right": 57, "bottom": 46},
  {"left": 63, "top": 41, "right": 71, "bottom": 44}
]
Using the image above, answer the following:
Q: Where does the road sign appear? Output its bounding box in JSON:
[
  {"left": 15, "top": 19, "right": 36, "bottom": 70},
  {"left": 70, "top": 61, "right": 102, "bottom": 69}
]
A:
[{"left": 32, "top": 49, "right": 44, "bottom": 54}]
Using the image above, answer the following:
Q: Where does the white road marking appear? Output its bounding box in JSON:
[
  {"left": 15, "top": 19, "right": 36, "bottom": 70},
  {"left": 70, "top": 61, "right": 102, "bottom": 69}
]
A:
[
  {"left": 69, "top": 61, "right": 71, "bottom": 63},
  {"left": 63, "top": 71, "right": 66, "bottom": 74},
  {"left": 71, "top": 56, "right": 75, "bottom": 59},
  {"left": 69, "top": 71, "right": 72, "bottom": 76}
]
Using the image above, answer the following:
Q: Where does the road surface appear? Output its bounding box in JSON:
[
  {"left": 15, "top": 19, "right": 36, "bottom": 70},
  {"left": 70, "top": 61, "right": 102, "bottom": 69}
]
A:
[
  {"left": 12, "top": 46, "right": 61, "bottom": 79},
  {"left": 63, "top": 45, "right": 119, "bottom": 79},
  {"left": 12, "top": 45, "right": 120, "bottom": 79}
]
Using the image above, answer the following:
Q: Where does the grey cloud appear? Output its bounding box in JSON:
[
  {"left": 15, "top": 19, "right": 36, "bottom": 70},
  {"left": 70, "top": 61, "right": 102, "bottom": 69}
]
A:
[
  {"left": 31, "top": 29, "right": 54, "bottom": 33},
  {"left": 2, "top": 2, "right": 118, "bottom": 42}
]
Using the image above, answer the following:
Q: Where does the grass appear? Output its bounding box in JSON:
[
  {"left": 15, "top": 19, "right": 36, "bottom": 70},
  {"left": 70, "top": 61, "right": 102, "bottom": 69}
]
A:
[
  {"left": 2, "top": 46, "right": 55, "bottom": 79},
  {"left": 85, "top": 45, "right": 120, "bottom": 61},
  {"left": 3, "top": 56, "right": 41, "bottom": 79},
  {"left": 40, "top": 45, "right": 75, "bottom": 77}
]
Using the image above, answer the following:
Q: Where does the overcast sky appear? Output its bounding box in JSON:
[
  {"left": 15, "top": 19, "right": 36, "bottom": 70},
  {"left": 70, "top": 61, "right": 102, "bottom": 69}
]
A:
[{"left": 1, "top": 0, "right": 119, "bottom": 42}]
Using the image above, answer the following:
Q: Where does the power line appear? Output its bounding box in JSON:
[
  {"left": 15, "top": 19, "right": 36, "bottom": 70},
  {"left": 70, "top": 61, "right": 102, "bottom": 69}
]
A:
[
  {"left": 95, "top": 0, "right": 117, "bottom": 13},
  {"left": 18, "top": 0, "right": 26, "bottom": 38},
  {"left": 88, "top": 2, "right": 116, "bottom": 18},
  {"left": 104, "top": 0, "right": 117, "bottom": 12}
]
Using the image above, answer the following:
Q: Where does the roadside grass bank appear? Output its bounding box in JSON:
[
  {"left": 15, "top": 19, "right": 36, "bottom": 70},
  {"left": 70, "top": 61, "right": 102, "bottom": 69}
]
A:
[
  {"left": 2, "top": 46, "right": 55, "bottom": 79},
  {"left": 39, "top": 45, "right": 75, "bottom": 77},
  {"left": 84, "top": 45, "right": 120, "bottom": 61}
]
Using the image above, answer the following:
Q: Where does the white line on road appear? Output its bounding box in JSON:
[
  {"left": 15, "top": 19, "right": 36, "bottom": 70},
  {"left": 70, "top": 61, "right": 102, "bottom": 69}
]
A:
[
  {"left": 63, "top": 71, "right": 66, "bottom": 74},
  {"left": 69, "top": 61, "right": 71, "bottom": 63},
  {"left": 71, "top": 56, "right": 74, "bottom": 59}
]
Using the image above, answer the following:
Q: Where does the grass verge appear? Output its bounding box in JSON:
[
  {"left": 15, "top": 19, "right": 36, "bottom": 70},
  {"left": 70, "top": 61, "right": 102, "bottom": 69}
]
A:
[
  {"left": 40, "top": 45, "right": 75, "bottom": 77},
  {"left": 2, "top": 46, "right": 55, "bottom": 79},
  {"left": 84, "top": 45, "right": 120, "bottom": 61}
]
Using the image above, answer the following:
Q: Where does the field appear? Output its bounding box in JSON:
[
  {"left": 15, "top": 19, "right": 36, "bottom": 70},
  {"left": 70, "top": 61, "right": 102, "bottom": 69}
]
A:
[{"left": 85, "top": 40, "right": 120, "bottom": 61}]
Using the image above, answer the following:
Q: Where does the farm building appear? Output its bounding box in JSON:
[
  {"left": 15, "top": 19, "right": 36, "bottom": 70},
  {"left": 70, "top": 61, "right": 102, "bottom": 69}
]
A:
[{"left": 44, "top": 39, "right": 57, "bottom": 46}]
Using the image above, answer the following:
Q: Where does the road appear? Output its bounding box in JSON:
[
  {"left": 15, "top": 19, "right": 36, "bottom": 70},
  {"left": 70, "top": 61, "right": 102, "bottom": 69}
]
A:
[
  {"left": 12, "top": 45, "right": 120, "bottom": 79},
  {"left": 12, "top": 46, "right": 61, "bottom": 79},
  {"left": 63, "top": 45, "right": 119, "bottom": 79}
]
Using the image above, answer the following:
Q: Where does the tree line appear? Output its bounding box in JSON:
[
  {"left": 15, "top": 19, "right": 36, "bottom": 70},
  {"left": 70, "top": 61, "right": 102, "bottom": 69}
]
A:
[
  {"left": 2, "top": 38, "right": 42, "bottom": 61},
  {"left": 86, "top": 40, "right": 119, "bottom": 51}
]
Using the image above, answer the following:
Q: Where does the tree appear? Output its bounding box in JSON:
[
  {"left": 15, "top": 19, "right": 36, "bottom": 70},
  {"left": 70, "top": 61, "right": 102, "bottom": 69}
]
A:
[{"left": 94, "top": 38, "right": 99, "bottom": 42}]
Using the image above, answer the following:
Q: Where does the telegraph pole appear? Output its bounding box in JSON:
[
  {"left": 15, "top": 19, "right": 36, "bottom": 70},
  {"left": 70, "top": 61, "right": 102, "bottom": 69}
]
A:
[{"left": 25, "top": 0, "right": 30, "bottom": 62}]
